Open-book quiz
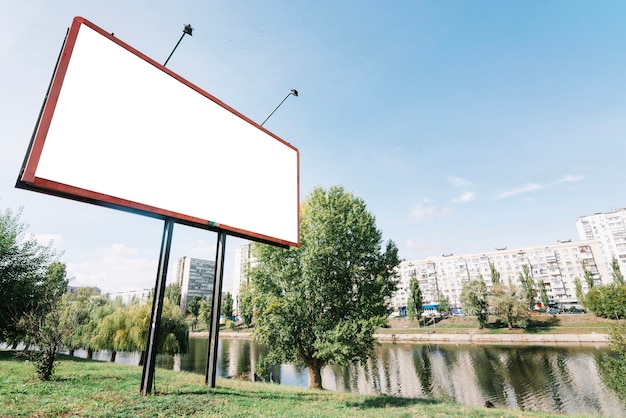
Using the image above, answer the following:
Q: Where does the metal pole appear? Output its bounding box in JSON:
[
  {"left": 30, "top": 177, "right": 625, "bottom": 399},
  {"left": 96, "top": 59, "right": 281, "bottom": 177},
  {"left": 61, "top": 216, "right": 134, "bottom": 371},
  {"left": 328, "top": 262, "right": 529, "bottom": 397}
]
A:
[
  {"left": 139, "top": 23, "right": 192, "bottom": 396},
  {"left": 164, "top": 24, "right": 193, "bottom": 67},
  {"left": 205, "top": 231, "right": 227, "bottom": 387},
  {"left": 260, "top": 89, "right": 298, "bottom": 127},
  {"left": 140, "top": 218, "right": 175, "bottom": 395}
]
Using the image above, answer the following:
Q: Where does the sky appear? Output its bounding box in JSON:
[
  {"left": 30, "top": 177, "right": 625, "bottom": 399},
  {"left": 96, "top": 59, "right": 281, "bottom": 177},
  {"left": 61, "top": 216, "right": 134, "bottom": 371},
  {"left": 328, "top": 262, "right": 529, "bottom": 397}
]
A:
[{"left": 2, "top": 1, "right": 626, "bottom": 294}]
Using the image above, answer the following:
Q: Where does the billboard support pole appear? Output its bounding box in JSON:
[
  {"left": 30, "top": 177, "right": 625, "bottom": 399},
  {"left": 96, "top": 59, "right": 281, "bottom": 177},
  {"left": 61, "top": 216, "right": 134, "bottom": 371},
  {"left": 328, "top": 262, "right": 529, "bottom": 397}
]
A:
[
  {"left": 140, "top": 217, "right": 175, "bottom": 395},
  {"left": 205, "top": 230, "right": 227, "bottom": 387}
]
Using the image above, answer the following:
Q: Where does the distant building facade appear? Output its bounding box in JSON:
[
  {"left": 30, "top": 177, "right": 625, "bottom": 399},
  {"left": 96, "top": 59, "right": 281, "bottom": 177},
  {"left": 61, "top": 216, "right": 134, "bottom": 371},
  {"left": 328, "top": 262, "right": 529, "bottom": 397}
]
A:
[
  {"left": 108, "top": 288, "right": 151, "bottom": 304},
  {"left": 232, "top": 243, "right": 255, "bottom": 315},
  {"left": 392, "top": 240, "right": 608, "bottom": 311},
  {"left": 176, "top": 256, "right": 215, "bottom": 312},
  {"left": 576, "top": 208, "right": 626, "bottom": 283}
]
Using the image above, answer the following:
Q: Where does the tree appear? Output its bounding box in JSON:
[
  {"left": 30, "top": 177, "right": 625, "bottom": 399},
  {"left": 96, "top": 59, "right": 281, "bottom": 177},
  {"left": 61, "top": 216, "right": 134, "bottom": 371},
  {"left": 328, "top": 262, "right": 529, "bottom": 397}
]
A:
[
  {"left": 250, "top": 186, "right": 400, "bottom": 389},
  {"left": 165, "top": 282, "right": 181, "bottom": 307},
  {"left": 599, "top": 321, "right": 626, "bottom": 399},
  {"left": 460, "top": 279, "right": 489, "bottom": 329},
  {"left": 187, "top": 296, "right": 203, "bottom": 330},
  {"left": 221, "top": 292, "right": 234, "bottom": 321},
  {"left": 59, "top": 288, "right": 102, "bottom": 356},
  {"left": 489, "top": 262, "right": 501, "bottom": 285},
  {"left": 585, "top": 284, "right": 626, "bottom": 319},
  {"left": 437, "top": 293, "right": 450, "bottom": 317},
  {"left": 518, "top": 265, "right": 535, "bottom": 310},
  {"left": 574, "top": 276, "right": 585, "bottom": 306},
  {"left": 538, "top": 280, "right": 550, "bottom": 311},
  {"left": 198, "top": 298, "right": 213, "bottom": 330},
  {"left": 611, "top": 257, "right": 624, "bottom": 285},
  {"left": 0, "top": 206, "right": 56, "bottom": 343},
  {"left": 17, "top": 262, "right": 69, "bottom": 380},
  {"left": 583, "top": 263, "right": 595, "bottom": 290},
  {"left": 238, "top": 282, "right": 254, "bottom": 328},
  {"left": 407, "top": 274, "right": 423, "bottom": 325},
  {"left": 488, "top": 283, "right": 530, "bottom": 329}
]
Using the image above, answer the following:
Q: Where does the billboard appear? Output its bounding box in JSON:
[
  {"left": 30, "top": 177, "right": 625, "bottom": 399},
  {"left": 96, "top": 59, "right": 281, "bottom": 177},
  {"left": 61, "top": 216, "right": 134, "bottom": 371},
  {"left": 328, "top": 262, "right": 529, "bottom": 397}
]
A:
[{"left": 17, "top": 17, "right": 299, "bottom": 248}]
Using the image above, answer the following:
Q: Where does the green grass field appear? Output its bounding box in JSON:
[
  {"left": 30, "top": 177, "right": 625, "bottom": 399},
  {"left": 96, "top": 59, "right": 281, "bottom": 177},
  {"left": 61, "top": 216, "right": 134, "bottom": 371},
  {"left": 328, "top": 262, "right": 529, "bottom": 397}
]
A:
[{"left": 0, "top": 351, "right": 575, "bottom": 418}]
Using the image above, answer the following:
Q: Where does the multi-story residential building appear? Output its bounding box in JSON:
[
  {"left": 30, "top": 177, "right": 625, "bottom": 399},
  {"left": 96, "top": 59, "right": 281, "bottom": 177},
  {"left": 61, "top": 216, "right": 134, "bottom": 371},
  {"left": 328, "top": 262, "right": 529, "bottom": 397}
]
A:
[
  {"left": 392, "top": 240, "right": 608, "bottom": 312},
  {"left": 576, "top": 208, "right": 626, "bottom": 283},
  {"left": 107, "top": 288, "right": 151, "bottom": 304},
  {"left": 232, "top": 243, "right": 255, "bottom": 314},
  {"left": 176, "top": 256, "right": 215, "bottom": 312}
]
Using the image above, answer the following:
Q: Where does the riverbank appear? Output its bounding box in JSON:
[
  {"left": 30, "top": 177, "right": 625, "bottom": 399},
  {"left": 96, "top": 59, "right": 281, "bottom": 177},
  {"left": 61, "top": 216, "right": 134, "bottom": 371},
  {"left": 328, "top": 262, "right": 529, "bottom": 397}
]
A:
[{"left": 202, "top": 313, "right": 613, "bottom": 345}]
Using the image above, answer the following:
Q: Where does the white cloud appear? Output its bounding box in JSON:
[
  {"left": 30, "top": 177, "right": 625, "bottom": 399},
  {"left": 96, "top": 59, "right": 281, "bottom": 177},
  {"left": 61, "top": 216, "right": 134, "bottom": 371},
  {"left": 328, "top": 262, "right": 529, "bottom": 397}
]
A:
[
  {"left": 66, "top": 244, "right": 156, "bottom": 294},
  {"left": 452, "top": 192, "right": 476, "bottom": 203},
  {"left": 448, "top": 176, "right": 474, "bottom": 187},
  {"left": 404, "top": 239, "right": 445, "bottom": 259},
  {"left": 190, "top": 239, "right": 216, "bottom": 257},
  {"left": 557, "top": 174, "right": 585, "bottom": 183},
  {"left": 496, "top": 183, "right": 544, "bottom": 200},
  {"left": 409, "top": 204, "right": 453, "bottom": 222},
  {"left": 495, "top": 174, "right": 585, "bottom": 200},
  {"left": 33, "top": 233, "right": 64, "bottom": 247}
]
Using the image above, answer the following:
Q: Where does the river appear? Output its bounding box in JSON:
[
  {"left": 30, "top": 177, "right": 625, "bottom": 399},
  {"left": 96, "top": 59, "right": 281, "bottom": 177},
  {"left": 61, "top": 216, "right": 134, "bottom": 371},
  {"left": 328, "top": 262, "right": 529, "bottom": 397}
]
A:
[{"left": 71, "top": 336, "right": 626, "bottom": 416}]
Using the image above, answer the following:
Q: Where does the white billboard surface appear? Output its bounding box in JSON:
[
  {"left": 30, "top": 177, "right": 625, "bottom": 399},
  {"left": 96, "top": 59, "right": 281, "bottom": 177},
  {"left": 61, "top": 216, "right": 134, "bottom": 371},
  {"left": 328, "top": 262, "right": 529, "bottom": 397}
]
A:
[{"left": 18, "top": 17, "right": 299, "bottom": 247}]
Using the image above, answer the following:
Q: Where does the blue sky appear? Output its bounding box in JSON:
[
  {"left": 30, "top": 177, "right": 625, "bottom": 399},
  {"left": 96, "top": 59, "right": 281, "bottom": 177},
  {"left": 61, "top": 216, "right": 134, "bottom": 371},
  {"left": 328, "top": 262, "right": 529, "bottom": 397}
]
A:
[{"left": 2, "top": 1, "right": 625, "bottom": 293}]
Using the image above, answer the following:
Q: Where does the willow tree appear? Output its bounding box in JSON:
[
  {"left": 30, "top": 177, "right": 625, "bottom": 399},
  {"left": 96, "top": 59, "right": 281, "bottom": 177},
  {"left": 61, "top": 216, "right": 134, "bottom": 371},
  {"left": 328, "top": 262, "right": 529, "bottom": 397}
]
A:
[{"left": 250, "top": 186, "right": 400, "bottom": 389}]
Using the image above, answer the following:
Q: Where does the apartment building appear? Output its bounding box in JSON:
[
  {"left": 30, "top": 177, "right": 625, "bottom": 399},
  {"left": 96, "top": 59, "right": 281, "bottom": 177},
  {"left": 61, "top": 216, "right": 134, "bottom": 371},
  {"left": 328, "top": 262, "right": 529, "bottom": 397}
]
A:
[
  {"left": 176, "top": 256, "right": 215, "bottom": 312},
  {"left": 392, "top": 240, "right": 608, "bottom": 311},
  {"left": 232, "top": 243, "right": 255, "bottom": 314},
  {"left": 576, "top": 208, "right": 626, "bottom": 283}
]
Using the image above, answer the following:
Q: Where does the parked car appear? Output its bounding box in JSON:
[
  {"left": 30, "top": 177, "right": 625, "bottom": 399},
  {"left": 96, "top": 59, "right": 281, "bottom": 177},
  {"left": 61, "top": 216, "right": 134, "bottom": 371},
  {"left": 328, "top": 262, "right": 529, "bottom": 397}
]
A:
[{"left": 546, "top": 308, "right": 561, "bottom": 315}]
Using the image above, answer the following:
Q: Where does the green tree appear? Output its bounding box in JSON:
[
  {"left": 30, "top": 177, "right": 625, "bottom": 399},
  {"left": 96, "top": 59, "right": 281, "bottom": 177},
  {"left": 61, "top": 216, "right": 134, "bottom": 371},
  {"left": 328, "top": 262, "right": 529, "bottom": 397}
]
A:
[
  {"left": 186, "top": 296, "right": 203, "bottom": 330},
  {"left": 222, "top": 292, "right": 234, "bottom": 320},
  {"left": 460, "top": 279, "right": 489, "bottom": 329},
  {"left": 583, "top": 263, "right": 595, "bottom": 290},
  {"left": 574, "top": 276, "right": 585, "bottom": 306},
  {"left": 0, "top": 207, "right": 56, "bottom": 344},
  {"left": 599, "top": 321, "right": 626, "bottom": 400},
  {"left": 407, "top": 274, "right": 424, "bottom": 325},
  {"left": 198, "top": 298, "right": 213, "bottom": 330},
  {"left": 250, "top": 186, "right": 400, "bottom": 389},
  {"left": 437, "top": 293, "right": 450, "bottom": 317},
  {"left": 90, "top": 300, "right": 129, "bottom": 362},
  {"left": 488, "top": 283, "right": 530, "bottom": 329},
  {"left": 17, "top": 262, "right": 69, "bottom": 380},
  {"left": 538, "top": 280, "right": 549, "bottom": 311},
  {"left": 611, "top": 257, "right": 624, "bottom": 285},
  {"left": 165, "top": 282, "right": 181, "bottom": 307},
  {"left": 238, "top": 282, "right": 254, "bottom": 328},
  {"left": 585, "top": 284, "right": 626, "bottom": 319},
  {"left": 59, "top": 288, "right": 102, "bottom": 356},
  {"left": 518, "top": 265, "right": 535, "bottom": 310},
  {"left": 489, "top": 262, "right": 501, "bottom": 285}
]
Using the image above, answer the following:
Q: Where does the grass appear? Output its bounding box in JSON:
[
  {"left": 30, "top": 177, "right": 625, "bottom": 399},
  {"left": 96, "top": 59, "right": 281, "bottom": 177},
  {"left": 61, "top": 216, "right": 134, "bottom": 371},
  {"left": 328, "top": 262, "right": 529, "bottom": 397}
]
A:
[
  {"left": 0, "top": 350, "right": 576, "bottom": 418},
  {"left": 378, "top": 313, "right": 615, "bottom": 335}
]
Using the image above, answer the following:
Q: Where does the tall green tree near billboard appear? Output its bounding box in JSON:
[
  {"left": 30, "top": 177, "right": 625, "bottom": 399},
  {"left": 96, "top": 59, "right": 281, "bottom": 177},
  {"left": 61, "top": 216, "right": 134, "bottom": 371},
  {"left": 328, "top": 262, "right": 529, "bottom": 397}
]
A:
[{"left": 250, "top": 186, "right": 400, "bottom": 389}]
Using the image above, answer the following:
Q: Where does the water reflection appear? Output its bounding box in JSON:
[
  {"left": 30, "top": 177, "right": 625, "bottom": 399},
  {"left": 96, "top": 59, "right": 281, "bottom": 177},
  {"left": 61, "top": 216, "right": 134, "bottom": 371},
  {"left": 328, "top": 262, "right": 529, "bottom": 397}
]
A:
[
  {"left": 59, "top": 337, "right": 626, "bottom": 416},
  {"left": 170, "top": 338, "right": 625, "bottom": 416}
]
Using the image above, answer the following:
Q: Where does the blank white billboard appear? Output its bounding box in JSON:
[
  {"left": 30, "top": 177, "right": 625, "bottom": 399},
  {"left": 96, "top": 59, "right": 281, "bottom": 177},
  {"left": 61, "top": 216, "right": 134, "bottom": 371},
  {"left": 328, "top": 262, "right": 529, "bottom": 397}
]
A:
[{"left": 17, "top": 17, "right": 299, "bottom": 247}]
